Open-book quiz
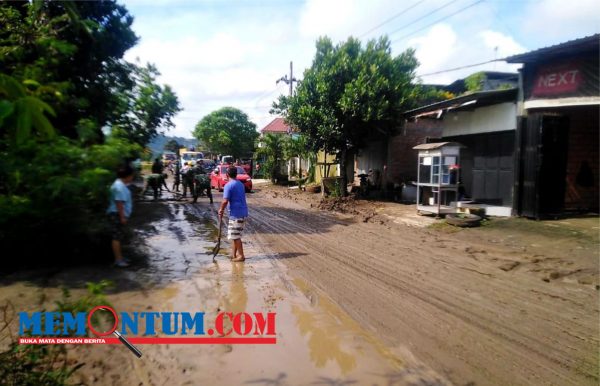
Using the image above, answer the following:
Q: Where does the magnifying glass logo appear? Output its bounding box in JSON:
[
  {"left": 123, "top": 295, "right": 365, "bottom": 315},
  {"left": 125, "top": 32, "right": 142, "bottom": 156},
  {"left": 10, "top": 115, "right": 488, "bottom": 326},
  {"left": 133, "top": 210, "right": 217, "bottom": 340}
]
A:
[{"left": 87, "top": 305, "right": 142, "bottom": 358}]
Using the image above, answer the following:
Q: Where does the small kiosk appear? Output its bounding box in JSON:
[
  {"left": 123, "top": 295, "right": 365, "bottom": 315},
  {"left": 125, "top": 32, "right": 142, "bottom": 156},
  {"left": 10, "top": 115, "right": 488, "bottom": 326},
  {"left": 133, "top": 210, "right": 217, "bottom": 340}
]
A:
[{"left": 413, "top": 142, "right": 463, "bottom": 216}]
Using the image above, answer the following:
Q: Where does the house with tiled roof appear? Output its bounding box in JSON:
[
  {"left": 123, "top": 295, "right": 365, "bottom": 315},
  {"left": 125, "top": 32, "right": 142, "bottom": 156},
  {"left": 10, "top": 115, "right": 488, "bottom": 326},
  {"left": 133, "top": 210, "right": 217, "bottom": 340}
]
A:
[
  {"left": 258, "top": 118, "right": 309, "bottom": 182},
  {"left": 260, "top": 117, "right": 292, "bottom": 135}
]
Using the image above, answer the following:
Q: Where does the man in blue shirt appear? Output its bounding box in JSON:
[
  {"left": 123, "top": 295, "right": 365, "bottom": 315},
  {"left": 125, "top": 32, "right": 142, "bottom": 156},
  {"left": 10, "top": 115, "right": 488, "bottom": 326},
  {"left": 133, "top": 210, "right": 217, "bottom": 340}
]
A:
[
  {"left": 218, "top": 166, "right": 249, "bottom": 262},
  {"left": 107, "top": 164, "right": 135, "bottom": 267}
]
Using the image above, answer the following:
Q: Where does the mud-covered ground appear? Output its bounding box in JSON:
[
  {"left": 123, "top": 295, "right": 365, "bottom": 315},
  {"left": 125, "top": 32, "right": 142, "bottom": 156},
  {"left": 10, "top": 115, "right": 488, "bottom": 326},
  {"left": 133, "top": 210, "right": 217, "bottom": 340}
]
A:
[
  {"left": 248, "top": 183, "right": 599, "bottom": 385},
  {"left": 0, "top": 180, "right": 598, "bottom": 385}
]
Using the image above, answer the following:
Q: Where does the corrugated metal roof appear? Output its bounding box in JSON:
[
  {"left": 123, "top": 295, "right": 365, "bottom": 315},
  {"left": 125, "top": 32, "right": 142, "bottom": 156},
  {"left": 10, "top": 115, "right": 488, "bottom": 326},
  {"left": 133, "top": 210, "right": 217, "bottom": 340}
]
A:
[
  {"left": 506, "top": 34, "right": 599, "bottom": 63},
  {"left": 413, "top": 142, "right": 464, "bottom": 150},
  {"left": 404, "top": 88, "right": 517, "bottom": 118}
]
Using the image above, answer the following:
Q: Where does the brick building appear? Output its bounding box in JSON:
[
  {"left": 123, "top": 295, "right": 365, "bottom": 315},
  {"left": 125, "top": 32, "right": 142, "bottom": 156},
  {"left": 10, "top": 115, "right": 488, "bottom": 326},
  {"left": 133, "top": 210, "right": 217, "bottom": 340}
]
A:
[
  {"left": 399, "top": 35, "right": 599, "bottom": 218},
  {"left": 386, "top": 119, "right": 443, "bottom": 185},
  {"left": 507, "top": 34, "right": 599, "bottom": 217}
]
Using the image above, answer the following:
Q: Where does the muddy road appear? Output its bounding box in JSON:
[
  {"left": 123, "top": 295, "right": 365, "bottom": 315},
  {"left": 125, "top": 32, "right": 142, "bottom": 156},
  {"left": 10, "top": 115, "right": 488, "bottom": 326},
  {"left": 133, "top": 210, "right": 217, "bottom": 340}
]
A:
[
  {"left": 246, "top": 186, "right": 599, "bottom": 386},
  {"left": 0, "top": 189, "right": 447, "bottom": 386},
  {"left": 1, "top": 182, "right": 598, "bottom": 385}
]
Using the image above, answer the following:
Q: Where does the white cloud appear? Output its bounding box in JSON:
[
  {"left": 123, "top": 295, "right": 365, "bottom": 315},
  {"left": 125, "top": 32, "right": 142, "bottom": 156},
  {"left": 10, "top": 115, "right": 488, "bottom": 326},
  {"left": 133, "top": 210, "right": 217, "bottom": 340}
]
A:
[
  {"left": 120, "top": 0, "right": 597, "bottom": 137},
  {"left": 522, "top": 0, "right": 600, "bottom": 40},
  {"left": 405, "top": 25, "right": 523, "bottom": 84},
  {"left": 479, "top": 30, "right": 526, "bottom": 58},
  {"left": 407, "top": 24, "right": 457, "bottom": 78}
]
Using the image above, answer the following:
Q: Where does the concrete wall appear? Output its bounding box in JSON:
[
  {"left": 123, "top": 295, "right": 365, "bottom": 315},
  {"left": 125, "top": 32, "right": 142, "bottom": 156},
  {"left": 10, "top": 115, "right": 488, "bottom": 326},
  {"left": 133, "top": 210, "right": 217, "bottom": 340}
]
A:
[
  {"left": 315, "top": 151, "right": 339, "bottom": 184},
  {"left": 443, "top": 102, "right": 517, "bottom": 137}
]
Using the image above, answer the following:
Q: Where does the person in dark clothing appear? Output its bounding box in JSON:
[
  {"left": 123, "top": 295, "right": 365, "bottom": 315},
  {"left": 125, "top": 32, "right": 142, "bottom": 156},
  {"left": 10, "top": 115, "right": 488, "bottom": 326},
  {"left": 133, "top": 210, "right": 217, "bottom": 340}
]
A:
[
  {"left": 172, "top": 160, "right": 181, "bottom": 192},
  {"left": 151, "top": 158, "right": 164, "bottom": 174},
  {"left": 192, "top": 162, "right": 213, "bottom": 203},
  {"left": 182, "top": 162, "right": 195, "bottom": 198}
]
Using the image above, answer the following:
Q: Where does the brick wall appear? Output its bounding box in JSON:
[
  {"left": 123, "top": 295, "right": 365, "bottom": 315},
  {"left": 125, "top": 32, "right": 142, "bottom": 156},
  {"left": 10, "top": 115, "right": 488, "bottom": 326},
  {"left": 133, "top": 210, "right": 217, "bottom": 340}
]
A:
[
  {"left": 564, "top": 106, "right": 599, "bottom": 211},
  {"left": 387, "top": 119, "right": 443, "bottom": 185}
]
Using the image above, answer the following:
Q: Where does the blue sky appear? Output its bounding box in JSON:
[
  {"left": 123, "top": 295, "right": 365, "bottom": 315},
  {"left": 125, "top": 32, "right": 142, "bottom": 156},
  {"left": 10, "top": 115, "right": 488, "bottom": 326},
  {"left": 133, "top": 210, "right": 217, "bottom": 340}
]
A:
[{"left": 122, "top": 0, "right": 599, "bottom": 137}]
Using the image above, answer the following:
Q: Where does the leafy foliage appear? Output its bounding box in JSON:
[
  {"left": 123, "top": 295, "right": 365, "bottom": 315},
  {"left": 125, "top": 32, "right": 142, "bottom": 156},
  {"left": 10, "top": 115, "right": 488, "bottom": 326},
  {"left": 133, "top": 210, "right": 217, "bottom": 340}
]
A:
[
  {"left": 0, "top": 1, "right": 178, "bottom": 268},
  {"left": 0, "top": 74, "right": 56, "bottom": 145},
  {"left": 464, "top": 72, "right": 486, "bottom": 92},
  {"left": 111, "top": 62, "right": 181, "bottom": 146},
  {"left": 0, "top": 133, "right": 140, "bottom": 268},
  {"left": 0, "top": 0, "right": 139, "bottom": 141},
  {"left": 163, "top": 139, "right": 181, "bottom": 153},
  {"left": 0, "top": 1, "right": 180, "bottom": 146},
  {"left": 272, "top": 36, "right": 422, "bottom": 194},
  {"left": 193, "top": 107, "right": 258, "bottom": 159},
  {"left": 256, "top": 133, "right": 286, "bottom": 182}
]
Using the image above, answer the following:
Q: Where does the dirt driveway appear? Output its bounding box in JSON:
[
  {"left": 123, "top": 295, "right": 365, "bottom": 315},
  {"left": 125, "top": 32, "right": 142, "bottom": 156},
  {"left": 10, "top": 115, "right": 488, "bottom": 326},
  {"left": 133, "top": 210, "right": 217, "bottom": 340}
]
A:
[{"left": 246, "top": 184, "right": 599, "bottom": 386}]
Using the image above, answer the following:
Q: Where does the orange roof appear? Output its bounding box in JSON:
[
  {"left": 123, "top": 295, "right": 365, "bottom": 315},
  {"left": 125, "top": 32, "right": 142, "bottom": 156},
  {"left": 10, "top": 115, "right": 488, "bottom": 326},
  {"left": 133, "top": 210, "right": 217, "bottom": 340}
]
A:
[{"left": 260, "top": 118, "right": 290, "bottom": 134}]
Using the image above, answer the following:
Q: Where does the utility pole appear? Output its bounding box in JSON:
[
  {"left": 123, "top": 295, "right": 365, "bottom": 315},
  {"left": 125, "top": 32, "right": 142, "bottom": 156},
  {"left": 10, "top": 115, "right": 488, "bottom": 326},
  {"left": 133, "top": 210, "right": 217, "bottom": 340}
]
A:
[
  {"left": 276, "top": 61, "right": 297, "bottom": 96},
  {"left": 276, "top": 61, "right": 300, "bottom": 179}
]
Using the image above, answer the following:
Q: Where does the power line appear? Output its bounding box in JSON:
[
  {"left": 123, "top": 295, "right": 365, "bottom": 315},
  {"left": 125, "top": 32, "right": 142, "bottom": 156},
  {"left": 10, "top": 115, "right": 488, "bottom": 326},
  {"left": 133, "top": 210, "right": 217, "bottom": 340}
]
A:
[
  {"left": 417, "top": 58, "right": 504, "bottom": 77},
  {"left": 252, "top": 86, "right": 281, "bottom": 106},
  {"left": 392, "top": 0, "right": 485, "bottom": 43},
  {"left": 359, "top": 0, "right": 426, "bottom": 38},
  {"left": 386, "top": 0, "right": 458, "bottom": 37}
]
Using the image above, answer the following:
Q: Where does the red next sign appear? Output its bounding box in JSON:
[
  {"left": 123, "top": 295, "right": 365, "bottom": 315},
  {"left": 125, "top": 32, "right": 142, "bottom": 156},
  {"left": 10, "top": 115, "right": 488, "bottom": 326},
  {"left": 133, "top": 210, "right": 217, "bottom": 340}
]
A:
[{"left": 532, "top": 62, "right": 582, "bottom": 97}]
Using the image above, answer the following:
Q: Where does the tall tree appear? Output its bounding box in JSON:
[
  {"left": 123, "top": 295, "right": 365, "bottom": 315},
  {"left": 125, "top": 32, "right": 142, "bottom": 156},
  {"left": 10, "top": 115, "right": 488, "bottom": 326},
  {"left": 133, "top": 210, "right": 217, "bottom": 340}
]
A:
[
  {"left": 164, "top": 139, "right": 181, "bottom": 153},
  {"left": 0, "top": 0, "right": 138, "bottom": 140},
  {"left": 272, "top": 36, "right": 422, "bottom": 195},
  {"left": 193, "top": 107, "right": 258, "bottom": 159},
  {"left": 112, "top": 62, "right": 181, "bottom": 146}
]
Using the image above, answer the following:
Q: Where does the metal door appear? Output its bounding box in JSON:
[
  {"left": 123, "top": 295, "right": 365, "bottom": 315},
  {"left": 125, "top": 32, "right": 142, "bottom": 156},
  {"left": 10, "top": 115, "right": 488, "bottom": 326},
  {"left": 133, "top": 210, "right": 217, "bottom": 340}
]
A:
[{"left": 516, "top": 114, "right": 569, "bottom": 218}]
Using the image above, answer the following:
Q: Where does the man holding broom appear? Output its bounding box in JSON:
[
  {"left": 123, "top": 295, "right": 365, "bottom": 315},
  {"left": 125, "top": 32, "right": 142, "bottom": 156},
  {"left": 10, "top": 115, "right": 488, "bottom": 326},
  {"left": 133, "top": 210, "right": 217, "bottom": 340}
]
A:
[{"left": 218, "top": 166, "right": 248, "bottom": 262}]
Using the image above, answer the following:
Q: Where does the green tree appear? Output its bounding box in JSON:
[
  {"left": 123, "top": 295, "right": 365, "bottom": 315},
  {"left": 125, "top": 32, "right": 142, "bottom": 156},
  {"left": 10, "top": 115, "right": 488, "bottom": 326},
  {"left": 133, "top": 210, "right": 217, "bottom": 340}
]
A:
[
  {"left": 464, "top": 72, "right": 486, "bottom": 92},
  {"left": 194, "top": 107, "right": 258, "bottom": 159},
  {"left": 0, "top": 0, "right": 139, "bottom": 141},
  {"left": 256, "top": 133, "right": 285, "bottom": 182},
  {"left": 272, "top": 36, "right": 422, "bottom": 195},
  {"left": 164, "top": 139, "right": 181, "bottom": 153},
  {"left": 0, "top": 74, "right": 56, "bottom": 145},
  {"left": 112, "top": 62, "right": 181, "bottom": 146}
]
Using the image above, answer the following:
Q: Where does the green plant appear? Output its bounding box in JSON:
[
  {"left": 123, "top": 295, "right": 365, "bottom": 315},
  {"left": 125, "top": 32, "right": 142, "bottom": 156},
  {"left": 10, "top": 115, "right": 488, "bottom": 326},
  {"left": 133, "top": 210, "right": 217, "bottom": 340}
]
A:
[
  {"left": 273, "top": 36, "right": 423, "bottom": 195},
  {"left": 256, "top": 133, "right": 285, "bottom": 183},
  {"left": 464, "top": 72, "right": 486, "bottom": 92},
  {"left": 193, "top": 107, "right": 258, "bottom": 159}
]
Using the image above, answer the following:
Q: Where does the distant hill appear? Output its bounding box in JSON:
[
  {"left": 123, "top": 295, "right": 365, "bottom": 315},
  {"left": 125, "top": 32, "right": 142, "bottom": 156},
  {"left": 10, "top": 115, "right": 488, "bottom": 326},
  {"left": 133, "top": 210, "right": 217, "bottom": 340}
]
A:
[{"left": 148, "top": 134, "right": 199, "bottom": 156}]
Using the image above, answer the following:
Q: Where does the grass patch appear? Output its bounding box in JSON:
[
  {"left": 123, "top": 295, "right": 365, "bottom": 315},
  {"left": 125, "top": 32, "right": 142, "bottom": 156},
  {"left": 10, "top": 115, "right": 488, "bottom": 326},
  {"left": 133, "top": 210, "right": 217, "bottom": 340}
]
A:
[{"left": 428, "top": 221, "right": 462, "bottom": 233}]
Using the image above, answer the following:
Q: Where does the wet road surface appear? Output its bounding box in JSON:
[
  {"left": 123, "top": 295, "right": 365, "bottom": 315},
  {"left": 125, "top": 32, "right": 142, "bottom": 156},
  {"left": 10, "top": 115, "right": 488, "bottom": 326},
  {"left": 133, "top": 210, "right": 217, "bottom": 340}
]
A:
[{"left": 0, "top": 189, "right": 450, "bottom": 385}]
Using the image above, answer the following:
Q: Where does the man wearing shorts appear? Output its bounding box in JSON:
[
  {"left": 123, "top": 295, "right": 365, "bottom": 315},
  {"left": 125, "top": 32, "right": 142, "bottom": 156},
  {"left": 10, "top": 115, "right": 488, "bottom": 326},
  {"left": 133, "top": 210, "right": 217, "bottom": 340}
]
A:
[
  {"left": 107, "top": 164, "right": 135, "bottom": 267},
  {"left": 218, "top": 166, "right": 248, "bottom": 262}
]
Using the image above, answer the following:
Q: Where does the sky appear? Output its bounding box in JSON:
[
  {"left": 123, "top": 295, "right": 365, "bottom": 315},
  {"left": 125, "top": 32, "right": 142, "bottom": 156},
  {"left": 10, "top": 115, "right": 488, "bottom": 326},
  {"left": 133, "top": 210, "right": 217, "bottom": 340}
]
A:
[{"left": 121, "top": 0, "right": 600, "bottom": 138}]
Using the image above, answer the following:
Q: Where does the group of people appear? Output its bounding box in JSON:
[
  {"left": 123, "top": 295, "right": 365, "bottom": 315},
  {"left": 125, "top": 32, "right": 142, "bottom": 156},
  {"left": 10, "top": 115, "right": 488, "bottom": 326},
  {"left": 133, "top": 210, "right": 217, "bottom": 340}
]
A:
[
  {"left": 147, "top": 158, "right": 212, "bottom": 203},
  {"left": 107, "top": 162, "right": 248, "bottom": 267}
]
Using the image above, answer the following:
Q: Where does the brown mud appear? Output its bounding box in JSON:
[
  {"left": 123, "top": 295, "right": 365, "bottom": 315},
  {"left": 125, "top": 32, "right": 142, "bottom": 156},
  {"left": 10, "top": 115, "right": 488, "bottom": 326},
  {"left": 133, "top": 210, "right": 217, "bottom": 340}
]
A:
[
  {"left": 0, "top": 185, "right": 449, "bottom": 385},
  {"left": 248, "top": 183, "right": 599, "bottom": 386}
]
